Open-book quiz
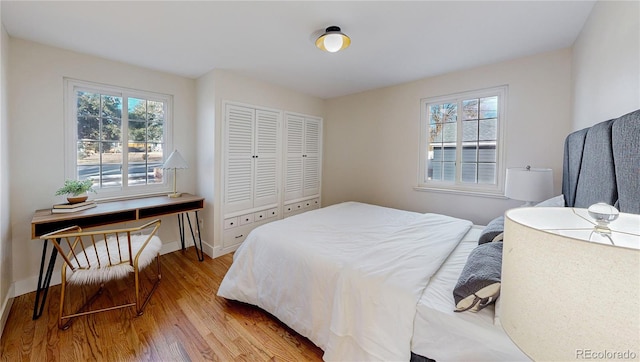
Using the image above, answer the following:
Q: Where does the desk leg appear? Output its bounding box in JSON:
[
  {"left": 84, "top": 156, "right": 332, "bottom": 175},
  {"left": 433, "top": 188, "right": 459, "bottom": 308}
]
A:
[
  {"left": 32, "top": 239, "right": 58, "bottom": 320},
  {"left": 186, "top": 212, "right": 204, "bottom": 262},
  {"left": 177, "top": 212, "right": 205, "bottom": 262},
  {"left": 177, "top": 213, "right": 186, "bottom": 250}
]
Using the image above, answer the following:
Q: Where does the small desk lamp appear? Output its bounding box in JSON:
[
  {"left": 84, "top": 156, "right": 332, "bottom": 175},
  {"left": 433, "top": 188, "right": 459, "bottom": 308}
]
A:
[
  {"left": 505, "top": 165, "right": 554, "bottom": 206},
  {"left": 162, "top": 150, "right": 188, "bottom": 198}
]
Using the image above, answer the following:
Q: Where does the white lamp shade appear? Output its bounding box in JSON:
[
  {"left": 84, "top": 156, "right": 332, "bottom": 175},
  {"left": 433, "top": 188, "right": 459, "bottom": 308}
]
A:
[
  {"left": 502, "top": 208, "right": 640, "bottom": 361},
  {"left": 505, "top": 167, "right": 553, "bottom": 203},
  {"left": 162, "top": 150, "right": 188, "bottom": 169}
]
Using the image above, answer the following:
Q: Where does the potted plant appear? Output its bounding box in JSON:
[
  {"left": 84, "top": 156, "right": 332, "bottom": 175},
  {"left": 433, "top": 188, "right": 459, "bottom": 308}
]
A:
[{"left": 55, "top": 179, "right": 96, "bottom": 203}]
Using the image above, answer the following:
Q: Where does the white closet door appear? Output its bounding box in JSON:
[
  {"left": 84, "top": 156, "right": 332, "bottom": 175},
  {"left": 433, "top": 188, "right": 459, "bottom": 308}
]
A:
[
  {"left": 253, "top": 110, "right": 280, "bottom": 207},
  {"left": 303, "top": 118, "right": 322, "bottom": 197},
  {"left": 284, "top": 114, "right": 305, "bottom": 201},
  {"left": 224, "top": 105, "right": 255, "bottom": 213}
]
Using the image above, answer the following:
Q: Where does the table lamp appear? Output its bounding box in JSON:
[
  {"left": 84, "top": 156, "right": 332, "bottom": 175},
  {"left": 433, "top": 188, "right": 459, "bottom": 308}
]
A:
[
  {"left": 505, "top": 165, "right": 554, "bottom": 206},
  {"left": 501, "top": 207, "right": 640, "bottom": 361},
  {"left": 161, "top": 150, "right": 188, "bottom": 198}
]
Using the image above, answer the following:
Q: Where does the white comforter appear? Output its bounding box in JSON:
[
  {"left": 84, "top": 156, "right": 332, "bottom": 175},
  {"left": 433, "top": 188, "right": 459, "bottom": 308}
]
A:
[{"left": 217, "top": 202, "right": 472, "bottom": 361}]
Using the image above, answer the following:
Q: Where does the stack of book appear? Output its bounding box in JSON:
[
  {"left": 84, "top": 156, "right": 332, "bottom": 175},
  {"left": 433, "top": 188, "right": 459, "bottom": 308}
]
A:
[{"left": 51, "top": 200, "right": 97, "bottom": 214}]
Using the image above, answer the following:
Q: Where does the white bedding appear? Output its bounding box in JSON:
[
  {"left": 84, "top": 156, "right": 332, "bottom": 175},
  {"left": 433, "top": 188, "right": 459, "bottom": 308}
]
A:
[
  {"left": 217, "top": 201, "right": 472, "bottom": 361},
  {"left": 412, "top": 226, "right": 529, "bottom": 361}
]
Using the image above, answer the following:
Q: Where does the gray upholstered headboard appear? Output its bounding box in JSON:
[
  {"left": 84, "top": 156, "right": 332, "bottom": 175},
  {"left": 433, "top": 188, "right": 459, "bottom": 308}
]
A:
[{"left": 562, "top": 109, "right": 640, "bottom": 214}]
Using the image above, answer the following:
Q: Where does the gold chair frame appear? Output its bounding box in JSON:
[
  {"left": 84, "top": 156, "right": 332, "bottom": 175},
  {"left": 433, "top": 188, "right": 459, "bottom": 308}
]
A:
[{"left": 40, "top": 219, "right": 162, "bottom": 330}]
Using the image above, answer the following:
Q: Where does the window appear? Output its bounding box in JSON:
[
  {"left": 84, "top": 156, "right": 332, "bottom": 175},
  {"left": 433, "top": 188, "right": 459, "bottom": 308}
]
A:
[
  {"left": 65, "top": 79, "right": 173, "bottom": 198},
  {"left": 418, "top": 86, "right": 507, "bottom": 195}
]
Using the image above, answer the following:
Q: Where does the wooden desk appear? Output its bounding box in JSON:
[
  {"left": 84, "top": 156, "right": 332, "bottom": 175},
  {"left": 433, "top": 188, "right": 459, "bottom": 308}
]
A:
[
  {"left": 30, "top": 193, "right": 205, "bottom": 320},
  {"left": 32, "top": 193, "right": 204, "bottom": 238}
]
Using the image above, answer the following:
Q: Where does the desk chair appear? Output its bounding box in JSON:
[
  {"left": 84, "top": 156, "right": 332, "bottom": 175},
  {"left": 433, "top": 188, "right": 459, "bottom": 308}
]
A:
[{"left": 40, "top": 219, "right": 162, "bottom": 329}]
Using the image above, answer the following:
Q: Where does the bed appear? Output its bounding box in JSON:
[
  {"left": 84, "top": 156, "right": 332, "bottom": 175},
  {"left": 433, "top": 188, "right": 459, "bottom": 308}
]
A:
[
  {"left": 219, "top": 201, "right": 472, "bottom": 361},
  {"left": 218, "top": 109, "right": 639, "bottom": 361}
]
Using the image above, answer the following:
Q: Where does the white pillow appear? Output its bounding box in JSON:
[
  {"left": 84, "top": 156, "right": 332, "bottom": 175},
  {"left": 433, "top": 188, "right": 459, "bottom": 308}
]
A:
[{"left": 535, "top": 194, "right": 565, "bottom": 207}]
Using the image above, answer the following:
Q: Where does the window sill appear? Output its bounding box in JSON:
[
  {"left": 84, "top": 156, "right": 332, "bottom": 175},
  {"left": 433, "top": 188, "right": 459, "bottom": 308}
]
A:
[
  {"left": 413, "top": 185, "right": 508, "bottom": 199},
  {"left": 93, "top": 191, "right": 173, "bottom": 203}
]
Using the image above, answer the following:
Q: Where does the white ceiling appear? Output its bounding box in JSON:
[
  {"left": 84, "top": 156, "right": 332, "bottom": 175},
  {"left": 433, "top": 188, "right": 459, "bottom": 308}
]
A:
[{"left": 2, "top": 1, "right": 595, "bottom": 99}]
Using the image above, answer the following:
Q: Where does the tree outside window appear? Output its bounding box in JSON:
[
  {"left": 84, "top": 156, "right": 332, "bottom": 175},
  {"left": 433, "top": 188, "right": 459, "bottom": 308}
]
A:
[{"left": 67, "top": 79, "right": 172, "bottom": 197}]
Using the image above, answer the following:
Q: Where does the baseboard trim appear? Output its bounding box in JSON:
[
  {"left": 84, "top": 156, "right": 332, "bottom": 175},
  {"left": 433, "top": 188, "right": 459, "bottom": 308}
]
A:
[
  {"left": 218, "top": 244, "right": 240, "bottom": 257},
  {"left": 0, "top": 284, "right": 15, "bottom": 338}
]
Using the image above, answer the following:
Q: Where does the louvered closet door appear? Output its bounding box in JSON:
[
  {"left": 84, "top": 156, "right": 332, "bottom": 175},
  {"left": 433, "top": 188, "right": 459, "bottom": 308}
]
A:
[
  {"left": 253, "top": 110, "right": 280, "bottom": 208},
  {"left": 224, "top": 105, "right": 255, "bottom": 213},
  {"left": 303, "top": 118, "right": 321, "bottom": 197},
  {"left": 284, "top": 114, "right": 305, "bottom": 201}
]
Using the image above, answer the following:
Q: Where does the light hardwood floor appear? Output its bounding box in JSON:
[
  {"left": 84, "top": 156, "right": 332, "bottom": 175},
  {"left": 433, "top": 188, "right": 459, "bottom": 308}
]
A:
[{"left": 0, "top": 249, "right": 324, "bottom": 361}]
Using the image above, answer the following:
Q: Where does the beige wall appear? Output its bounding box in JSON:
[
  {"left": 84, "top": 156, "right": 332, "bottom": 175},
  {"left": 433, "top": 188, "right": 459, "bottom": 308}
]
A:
[
  {"left": 8, "top": 38, "right": 197, "bottom": 295},
  {"left": 195, "top": 69, "right": 325, "bottom": 252},
  {"left": 0, "top": 23, "right": 13, "bottom": 332},
  {"left": 572, "top": 0, "right": 640, "bottom": 130},
  {"left": 323, "top": 49, "right": 572, "bottom": 225},
  {"left": 195, "top": 70, "right": 217, "bottom": 253}
]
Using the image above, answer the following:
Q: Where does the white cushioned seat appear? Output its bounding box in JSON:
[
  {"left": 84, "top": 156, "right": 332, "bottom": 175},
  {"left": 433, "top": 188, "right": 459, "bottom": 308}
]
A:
[{"left": 67, "top": 234, "right": 162, "bottom": 285}]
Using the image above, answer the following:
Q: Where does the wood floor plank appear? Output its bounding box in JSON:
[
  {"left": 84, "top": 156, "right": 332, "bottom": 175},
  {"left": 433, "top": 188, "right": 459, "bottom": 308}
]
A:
[{"left": 1, "top": 248, "right": 323, "bottom": 361}]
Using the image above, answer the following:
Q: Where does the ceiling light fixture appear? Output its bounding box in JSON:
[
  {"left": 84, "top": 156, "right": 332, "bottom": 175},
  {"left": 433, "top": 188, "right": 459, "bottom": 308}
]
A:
[{"left": 315, "top": 26, "right": 351, "bottom": 53}]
